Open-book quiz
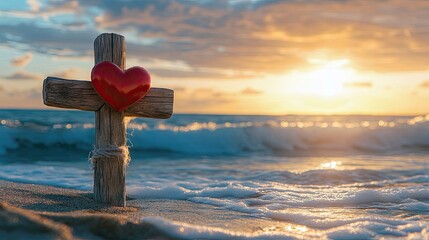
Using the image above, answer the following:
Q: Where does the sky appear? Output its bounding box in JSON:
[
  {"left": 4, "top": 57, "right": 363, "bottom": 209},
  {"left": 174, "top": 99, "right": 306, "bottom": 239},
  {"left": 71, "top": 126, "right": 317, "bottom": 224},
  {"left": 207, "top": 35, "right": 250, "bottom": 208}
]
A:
[{"left": 0, "top": 0, "right": 429, "bottom": 115}]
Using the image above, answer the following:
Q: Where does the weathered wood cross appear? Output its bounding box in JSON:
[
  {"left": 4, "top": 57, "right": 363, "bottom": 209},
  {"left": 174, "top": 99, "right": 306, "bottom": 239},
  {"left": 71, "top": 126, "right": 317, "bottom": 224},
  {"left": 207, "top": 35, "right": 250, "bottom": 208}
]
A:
[{"left": 42, "top": 33, "right": 174, "bottom": 207}]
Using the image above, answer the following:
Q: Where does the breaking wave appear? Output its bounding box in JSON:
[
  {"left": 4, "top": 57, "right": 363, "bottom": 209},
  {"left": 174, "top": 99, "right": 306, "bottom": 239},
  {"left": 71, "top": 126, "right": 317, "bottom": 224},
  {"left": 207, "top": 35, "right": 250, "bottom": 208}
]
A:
[{"left": 1, "top": 111, "right": 429, "bottom": 157}]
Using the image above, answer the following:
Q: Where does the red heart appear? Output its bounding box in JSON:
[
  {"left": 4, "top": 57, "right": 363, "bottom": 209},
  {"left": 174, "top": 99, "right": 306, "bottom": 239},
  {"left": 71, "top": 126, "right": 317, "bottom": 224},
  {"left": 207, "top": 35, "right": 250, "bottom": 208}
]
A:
[{"left": 91, "top": 61, "right": 151, "bottom": 112}]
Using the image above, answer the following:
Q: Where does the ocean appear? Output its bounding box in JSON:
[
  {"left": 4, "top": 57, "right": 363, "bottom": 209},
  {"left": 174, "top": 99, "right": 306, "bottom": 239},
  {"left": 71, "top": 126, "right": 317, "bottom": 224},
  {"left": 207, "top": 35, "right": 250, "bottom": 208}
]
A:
[{"left": 1, "top": 109, "right": 429, "bottom": 239}]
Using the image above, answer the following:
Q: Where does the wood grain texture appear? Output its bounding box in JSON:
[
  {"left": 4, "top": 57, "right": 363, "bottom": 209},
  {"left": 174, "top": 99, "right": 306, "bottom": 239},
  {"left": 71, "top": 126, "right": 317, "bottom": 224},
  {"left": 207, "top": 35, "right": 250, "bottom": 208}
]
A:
[
  {"left": 42, "top": 32, "right": 175, "bottom": 207},
  {"left": 43, "top": 77, "right": 174, "bottom": 119},
  {"left": 94, "top": 33, "right": 127, "bottom": 207}
]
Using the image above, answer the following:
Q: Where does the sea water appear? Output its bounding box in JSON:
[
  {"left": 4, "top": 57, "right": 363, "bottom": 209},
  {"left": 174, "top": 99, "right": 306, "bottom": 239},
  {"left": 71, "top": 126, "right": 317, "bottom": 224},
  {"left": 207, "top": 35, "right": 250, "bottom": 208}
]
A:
[{"left": 0, "top": 109, "right": 428, "bottom": 239}]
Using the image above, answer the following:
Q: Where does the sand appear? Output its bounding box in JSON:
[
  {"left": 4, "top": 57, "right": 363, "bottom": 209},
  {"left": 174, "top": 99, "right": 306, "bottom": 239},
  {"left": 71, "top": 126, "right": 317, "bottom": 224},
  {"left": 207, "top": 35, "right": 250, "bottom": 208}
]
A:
[{"left": 0, "top": 180, "right": 290, "bottom": 239}]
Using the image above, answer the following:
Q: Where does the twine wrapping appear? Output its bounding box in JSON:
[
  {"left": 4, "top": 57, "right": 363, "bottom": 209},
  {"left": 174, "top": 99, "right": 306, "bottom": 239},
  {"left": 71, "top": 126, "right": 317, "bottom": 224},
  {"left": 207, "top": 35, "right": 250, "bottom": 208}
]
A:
[
  {"left": 88, "top": 117, "right": 135, "bottom": 168},
  {"left": 89, "top": 145, "right": 131, "bottom": 167}
]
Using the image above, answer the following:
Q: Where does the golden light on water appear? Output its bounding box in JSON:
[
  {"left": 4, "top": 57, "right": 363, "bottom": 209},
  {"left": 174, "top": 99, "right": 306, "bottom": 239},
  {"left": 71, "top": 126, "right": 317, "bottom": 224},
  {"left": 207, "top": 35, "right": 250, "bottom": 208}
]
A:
[
  {"left": 285, "top": 224, "right": 308, "bottom": 233},
  {"left": 320, "top": 161, "right": 342, "bottom": 169}
]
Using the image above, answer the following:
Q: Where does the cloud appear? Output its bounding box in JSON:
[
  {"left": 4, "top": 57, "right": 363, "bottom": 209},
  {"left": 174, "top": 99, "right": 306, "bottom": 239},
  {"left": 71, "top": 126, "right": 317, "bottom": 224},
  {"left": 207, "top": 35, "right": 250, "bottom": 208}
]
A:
[
  {"left": 343, "top": 81, "right": 373, "bottom": 88},
  {"left": 27, "top": 0, "right": 41, "bottom": 12},
  {"left": 0, "top": 23, "right": 95, "bottom": 57},
  {"left": 177, "top": 88, "right": 234, "bottom": 107},
  {"left": 241, "top": 87, "right": 263, "bottom": 94},
  {"left": 149, "top": 68, "right": 258, "bottom": 79},
  {"left": 4, "top": 70, "right": 41, "bottom": 81},
  {"left": 192, "top": 88, "right": 230, "bottom": 98},
  {"left": 52, "top": 68, "right": 80, "bottom": 79},
  {"left": 150, "top": 69, "right": 226, "bottom": 79},
  {"left": 2, "top": 0, "right": 81, "bottom": 18},
  {"left": 419, "top": 81, "right": 429, "bottom": 88},
  {"left": 175, "top": 86, "right": 270, "bottom": 113},
  {"left": 91, "top": 0, "right": 429, "bottom": 74},
  {"left": 2, "top": 88, "right": 41, "bottom": 107},
  {"left": 11, "top": 53, "right": 33, "bottom": 67},
  {"left": 45, "top": 1, "right": 80, "bottom": 14},
  {"left": 1, "top": 0, "right": 429, "bottom": 82},
  {"left": 170, "top": 86, "right": 186, "bottom": 92},
  {"left": 60, "top": 21, "right": 87, "bottom": 29},
  {"left": 6, "top": 88, "right": 40, "bottom": 99}
]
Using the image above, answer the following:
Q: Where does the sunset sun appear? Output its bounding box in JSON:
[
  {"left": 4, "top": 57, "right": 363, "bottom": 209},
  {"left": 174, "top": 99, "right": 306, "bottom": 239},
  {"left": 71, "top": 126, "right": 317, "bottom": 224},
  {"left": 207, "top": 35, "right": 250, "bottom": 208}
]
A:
[{"left": 307, "top": 59, "right": 355, "bottom": 97}]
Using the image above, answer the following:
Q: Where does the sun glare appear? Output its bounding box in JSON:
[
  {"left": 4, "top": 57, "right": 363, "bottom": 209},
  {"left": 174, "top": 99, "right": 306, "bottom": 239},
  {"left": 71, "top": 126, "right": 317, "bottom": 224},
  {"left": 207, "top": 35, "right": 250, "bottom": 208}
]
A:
[
  {"left": 320, "top": 161, "right": 342, "bottom": 169},
  {"left": 307, "top": 59, "right": 355, "bottom": 97}
]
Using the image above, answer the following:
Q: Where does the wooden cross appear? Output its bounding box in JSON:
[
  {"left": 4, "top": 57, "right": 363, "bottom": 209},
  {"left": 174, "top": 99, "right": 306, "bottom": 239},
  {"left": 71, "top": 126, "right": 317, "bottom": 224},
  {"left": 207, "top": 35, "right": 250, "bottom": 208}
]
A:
[{"left": 42, "top": 33, "right": 174, "bottom": 207}]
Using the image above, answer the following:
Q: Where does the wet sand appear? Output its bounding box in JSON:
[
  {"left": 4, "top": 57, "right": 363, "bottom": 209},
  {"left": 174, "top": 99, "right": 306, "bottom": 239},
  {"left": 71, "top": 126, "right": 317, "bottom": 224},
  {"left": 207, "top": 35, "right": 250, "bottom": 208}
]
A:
[{"left": 0, "top": 180, "right": 291, "bottom": 239}]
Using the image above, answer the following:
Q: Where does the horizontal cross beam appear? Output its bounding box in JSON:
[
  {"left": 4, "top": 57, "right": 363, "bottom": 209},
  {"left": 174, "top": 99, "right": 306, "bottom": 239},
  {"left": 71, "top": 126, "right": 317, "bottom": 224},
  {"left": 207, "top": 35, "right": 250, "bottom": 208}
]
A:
[{"left": 43, "top": 77, "right": 174, "bottom": 119}]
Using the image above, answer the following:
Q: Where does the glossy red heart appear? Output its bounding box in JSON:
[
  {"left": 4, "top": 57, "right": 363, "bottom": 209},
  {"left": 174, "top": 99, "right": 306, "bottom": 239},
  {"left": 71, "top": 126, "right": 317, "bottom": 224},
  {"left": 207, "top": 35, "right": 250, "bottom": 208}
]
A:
[{"left": 91, "top": 61, "right": 151, "bottom": 112}]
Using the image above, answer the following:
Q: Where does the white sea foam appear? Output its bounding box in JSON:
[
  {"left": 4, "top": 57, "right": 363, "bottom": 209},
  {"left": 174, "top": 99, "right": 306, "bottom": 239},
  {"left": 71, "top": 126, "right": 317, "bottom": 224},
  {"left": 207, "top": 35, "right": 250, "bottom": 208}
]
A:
[
  {"left": 0, "top": 164, "right": 92, "bottom": 190},
  {"left": 1, "top": 111, "right": 429, "bottom": 239},
  {"left": 0, "top": 158, "right": 428, "bottom": 239}
]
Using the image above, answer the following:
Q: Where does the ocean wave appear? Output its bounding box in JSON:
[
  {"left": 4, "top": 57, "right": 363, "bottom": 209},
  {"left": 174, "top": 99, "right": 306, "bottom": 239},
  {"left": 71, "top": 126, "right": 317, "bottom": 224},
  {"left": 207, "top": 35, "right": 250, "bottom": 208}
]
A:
[{"left": 1, "top": 114, "right": 429, "bottom": 156}]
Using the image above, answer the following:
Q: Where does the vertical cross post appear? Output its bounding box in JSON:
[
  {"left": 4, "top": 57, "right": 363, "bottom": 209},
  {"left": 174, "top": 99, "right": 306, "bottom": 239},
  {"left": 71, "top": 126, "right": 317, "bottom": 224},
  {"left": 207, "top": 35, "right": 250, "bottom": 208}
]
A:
[
  {"left": 94, "top": 33, "right": 127, "bottom": 206},
  {"left": 43, "top": 32, "right": 174, "bottom": 207}
]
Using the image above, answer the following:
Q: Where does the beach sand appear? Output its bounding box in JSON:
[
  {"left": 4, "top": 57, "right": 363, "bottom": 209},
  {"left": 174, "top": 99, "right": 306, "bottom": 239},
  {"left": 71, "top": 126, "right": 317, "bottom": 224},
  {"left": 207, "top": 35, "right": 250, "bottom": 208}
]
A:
[{"left": 0, "top": 180, "right": 290, "bottom": 239}]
